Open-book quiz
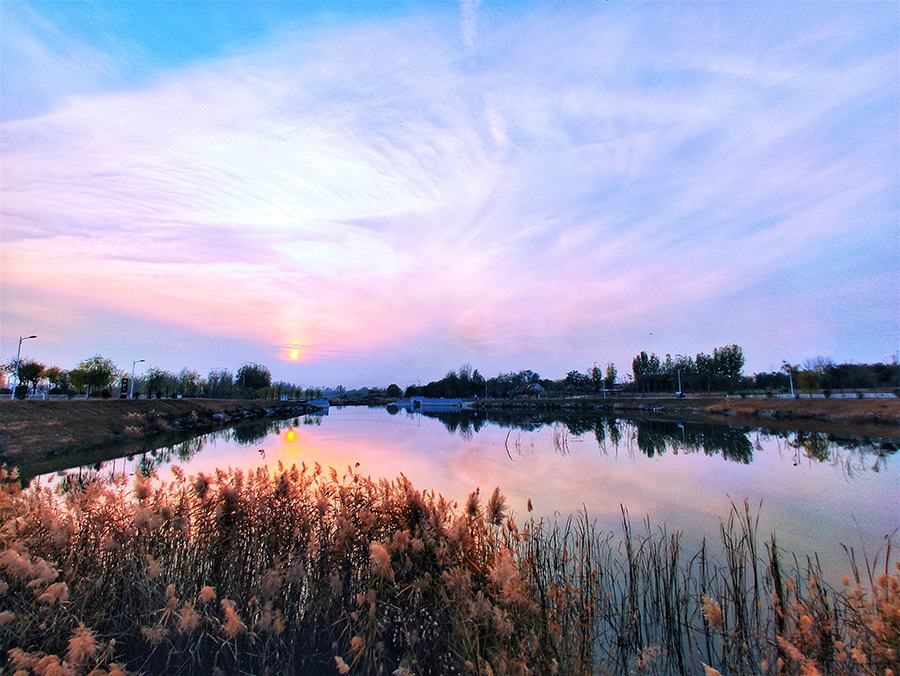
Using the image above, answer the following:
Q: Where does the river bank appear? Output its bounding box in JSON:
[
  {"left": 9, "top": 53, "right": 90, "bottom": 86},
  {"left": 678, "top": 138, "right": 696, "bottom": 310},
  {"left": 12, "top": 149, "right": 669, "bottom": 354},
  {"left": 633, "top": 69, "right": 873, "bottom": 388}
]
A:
[
  {"left": 472, "top": 394, "right": 900, "bottom": 439},
  {"left": 0, "top": 399, "right": 320, "bottom": 467},
  {"left": 2, "top": 395, "right": 897, "bottom": 471}
]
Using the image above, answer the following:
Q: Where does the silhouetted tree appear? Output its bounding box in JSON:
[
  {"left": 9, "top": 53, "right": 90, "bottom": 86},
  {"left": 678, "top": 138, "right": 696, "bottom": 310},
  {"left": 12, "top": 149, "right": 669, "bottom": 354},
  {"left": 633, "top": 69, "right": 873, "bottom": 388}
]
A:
[
  {"left": 632, "top": 351, "right": 661, "bottom": 392},
  {"left": 564, "top": 370, "right": 590, "bottom": 392},
  {"left": 207, "top": 368, "right": 234, "bottom": 398},
  {"left": 713, "top": 344, "right": 745, "bottom": 388},
  {"left": 590, "top": 364, "right": 604, "bottom": 392},
  {"left": 604, "top": 362, "right": 617, "bottom": 390},
  {"left": 16, "top": 360, "right": 45, "bottom": 395},
  {"left": 237, "top": 362, "right": 272, "bottom": 396}
]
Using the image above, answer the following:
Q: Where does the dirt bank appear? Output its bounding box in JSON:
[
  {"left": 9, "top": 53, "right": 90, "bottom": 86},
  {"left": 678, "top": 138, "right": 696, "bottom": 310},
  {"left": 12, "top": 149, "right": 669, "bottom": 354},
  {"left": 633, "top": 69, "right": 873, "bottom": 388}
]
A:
[{"left": 0, "top": 399, "right": 319, "bottom": 466}]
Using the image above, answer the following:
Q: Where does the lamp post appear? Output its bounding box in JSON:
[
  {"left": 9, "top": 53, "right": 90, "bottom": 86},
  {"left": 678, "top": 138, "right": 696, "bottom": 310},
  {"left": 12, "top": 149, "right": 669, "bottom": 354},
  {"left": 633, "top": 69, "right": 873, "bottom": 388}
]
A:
[
  {"left": 783, "top": 361, "right": 794, "bottom": 397},
  {"left": 14, "top": 335, "right": 37, "bottom": 396},
  {"left": 130, "top": 359, "right": 145, "bottom": 399}
]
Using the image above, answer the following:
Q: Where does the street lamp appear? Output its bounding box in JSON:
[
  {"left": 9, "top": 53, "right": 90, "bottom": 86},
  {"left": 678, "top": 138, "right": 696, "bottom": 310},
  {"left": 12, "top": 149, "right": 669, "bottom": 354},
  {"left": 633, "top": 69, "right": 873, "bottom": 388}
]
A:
[
  {"left": 782, "top": 361, "right": 794, "bottom": 397},
  {"left": 14, "top": 335, "right": 37, "bottom": 396},
  {"left": 130, "top": 359, "right": 145, "bottom": 399}
]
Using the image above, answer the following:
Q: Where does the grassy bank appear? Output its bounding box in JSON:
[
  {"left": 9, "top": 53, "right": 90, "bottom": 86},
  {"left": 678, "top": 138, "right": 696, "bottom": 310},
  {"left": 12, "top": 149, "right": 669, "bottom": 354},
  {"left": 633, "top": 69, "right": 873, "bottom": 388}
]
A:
[
  {"left": 474, "top": 395, "right": 900, "bottom": 440},
  {"left": 0, "top": 464, "right": 897, "bottom": 675},
  {"left": 0, "top": 399, "right": 318, "bottom": 465},
  {"left": 704, "top": 396, "right": 900, "bottom": 425}
]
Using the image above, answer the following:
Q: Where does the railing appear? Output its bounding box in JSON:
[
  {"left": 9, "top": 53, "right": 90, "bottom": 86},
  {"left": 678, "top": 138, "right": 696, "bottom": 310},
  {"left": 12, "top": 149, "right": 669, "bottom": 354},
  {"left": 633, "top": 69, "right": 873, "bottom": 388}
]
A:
[
  {"left": 727, "top": 392, "right": 896, "bottom": 399},
  {"left": 0, "top": 393, "right": 88, "bottom": 401}
]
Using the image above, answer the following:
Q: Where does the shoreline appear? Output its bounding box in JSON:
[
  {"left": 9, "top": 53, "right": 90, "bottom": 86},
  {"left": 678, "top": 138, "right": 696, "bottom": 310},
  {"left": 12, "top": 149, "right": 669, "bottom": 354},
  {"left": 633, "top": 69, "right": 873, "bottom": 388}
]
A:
[
  {"left": 0, "top": 399, "right": 320, "bottom": 468},
  {"left": 1, "top": 395, "right": 897, "bottom": 471},
  {"left": 471, "top": 394, "right": 900, "bottom": 438}
]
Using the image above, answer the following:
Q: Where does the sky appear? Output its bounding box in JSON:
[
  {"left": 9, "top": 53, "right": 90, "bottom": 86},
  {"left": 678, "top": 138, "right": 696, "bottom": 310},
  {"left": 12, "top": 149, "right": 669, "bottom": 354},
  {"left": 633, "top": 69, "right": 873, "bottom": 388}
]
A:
[{"left": 1, "top": 0, "right": 898, "bottom": 390}]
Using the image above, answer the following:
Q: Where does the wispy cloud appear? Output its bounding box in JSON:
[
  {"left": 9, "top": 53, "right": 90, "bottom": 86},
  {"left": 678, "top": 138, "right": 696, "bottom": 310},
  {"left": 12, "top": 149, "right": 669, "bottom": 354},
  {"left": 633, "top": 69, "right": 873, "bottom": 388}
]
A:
[
  {"left": 459, "top": 0, "right": 482, "bottom": 52},
  {"left": 1, "top": 2, "right": 896, "bottom": 382}
]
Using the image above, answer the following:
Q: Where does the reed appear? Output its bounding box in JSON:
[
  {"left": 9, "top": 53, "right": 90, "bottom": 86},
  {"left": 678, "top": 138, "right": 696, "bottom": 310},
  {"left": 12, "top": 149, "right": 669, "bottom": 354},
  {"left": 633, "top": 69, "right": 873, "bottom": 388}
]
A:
[{"left": 0, "top": 465, "right": 896, "bottom": 675}]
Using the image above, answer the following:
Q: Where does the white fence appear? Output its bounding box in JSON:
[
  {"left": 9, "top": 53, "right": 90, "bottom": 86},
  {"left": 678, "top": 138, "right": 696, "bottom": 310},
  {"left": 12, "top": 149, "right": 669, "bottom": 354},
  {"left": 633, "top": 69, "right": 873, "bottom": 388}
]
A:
[
  {"left": 2, "top": 393, "right": 73, "bottom": 400},
  {"left": 727, "top": 392, "right": 896, "bottom": 399}
]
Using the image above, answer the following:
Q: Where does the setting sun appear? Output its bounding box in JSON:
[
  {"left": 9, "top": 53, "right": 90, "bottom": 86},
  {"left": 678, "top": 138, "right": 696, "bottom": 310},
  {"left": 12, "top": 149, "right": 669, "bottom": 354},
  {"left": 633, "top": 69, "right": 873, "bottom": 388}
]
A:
[{"left": 290, "top": 350, "right": 299, "bottom": 360}]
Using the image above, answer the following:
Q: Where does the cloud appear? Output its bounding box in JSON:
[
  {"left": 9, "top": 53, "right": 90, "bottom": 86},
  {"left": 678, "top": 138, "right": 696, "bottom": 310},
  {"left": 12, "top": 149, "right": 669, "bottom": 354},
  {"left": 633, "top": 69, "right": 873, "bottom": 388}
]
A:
[
  {"left": 1, "top": 3, "right": 897, "bottom": 382},
  {"left": 459, "top": 0, "right": 482, "bottom": 52}
]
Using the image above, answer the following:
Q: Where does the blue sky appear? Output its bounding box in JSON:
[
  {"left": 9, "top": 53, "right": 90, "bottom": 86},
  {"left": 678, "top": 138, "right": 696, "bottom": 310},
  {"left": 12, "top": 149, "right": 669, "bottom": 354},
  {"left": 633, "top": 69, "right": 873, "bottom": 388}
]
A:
[{"left": 1, "top": 1, "right": 898, "bottom": 389}]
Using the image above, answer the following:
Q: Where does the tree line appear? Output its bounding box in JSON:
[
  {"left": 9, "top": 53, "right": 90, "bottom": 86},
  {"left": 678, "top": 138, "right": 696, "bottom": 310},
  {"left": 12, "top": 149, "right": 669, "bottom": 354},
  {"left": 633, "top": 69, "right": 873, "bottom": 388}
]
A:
[
  {"left": 3, "top": 346, "right": 897, "bottom": 401},
  {"left": 400, "top": 362, "right": 620, "bottom": 400},
  {"left": 753, "top": 357, "right": 899, "bottom": 395},
  {"left": 0, "top": 356, "right": 312, "bottom": 400},
  {"left": 631, "top": 344, "right": 745, "bottom": 394}
]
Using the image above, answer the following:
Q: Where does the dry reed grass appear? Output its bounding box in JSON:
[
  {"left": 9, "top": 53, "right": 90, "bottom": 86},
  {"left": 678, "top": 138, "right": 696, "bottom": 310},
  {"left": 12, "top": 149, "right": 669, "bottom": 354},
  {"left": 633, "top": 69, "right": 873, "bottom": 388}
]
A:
[{"left": 0, "top": 464, "right": 896, "bottom": 675}]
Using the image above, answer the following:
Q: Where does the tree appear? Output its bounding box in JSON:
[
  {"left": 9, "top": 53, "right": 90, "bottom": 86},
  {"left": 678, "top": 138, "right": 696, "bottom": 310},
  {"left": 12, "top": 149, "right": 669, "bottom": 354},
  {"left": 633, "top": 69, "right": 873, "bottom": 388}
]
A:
[
  {"left": 472, "top": 369, "right": 486, "bottom": 397},
  {"left": 237, "top": 362, "right": 271, "bottom": 395},
  {"left": 590, "top": 364, "right": 604, "bottom": 392},
  {"left": 207, "top": 368, "right": 234, "bottom": 398},
  {"left": 43, "top": 366, "right": 67, "bottom": 392},
  {"left": 713, "top": 345, "right": 745, "bottom": 386},
  {"left": 177, "top": 368, "right": 202, "bottom": 397},
  {"left": 604, "top": 362, "right": 617, "bottom": 390},
  {"left": 146, "top": 367, "right": 174, "bottom": 398},
  {"left": 76, "top": 355, "right": 119, "bottom": 397},
  {"left": 385, "top": 383, "right": 403, "bottom": 398},
  {"left": 67, "top": 368, "right": 87, "bottom": 395},
  {"left": 695, "top": 352, "right": 716, "bottom": 392},
  {"left": 564, "top": 370, "right": 590, "bottom": 392},
  {"left": 632, "top": 351, "right": 661, "bottom": 392},
  {"left": 16, "top": 360, "right": 45, "bottom": 395},
  {"left": 798, "top": 356, "right": 831, "bottom": 393}
]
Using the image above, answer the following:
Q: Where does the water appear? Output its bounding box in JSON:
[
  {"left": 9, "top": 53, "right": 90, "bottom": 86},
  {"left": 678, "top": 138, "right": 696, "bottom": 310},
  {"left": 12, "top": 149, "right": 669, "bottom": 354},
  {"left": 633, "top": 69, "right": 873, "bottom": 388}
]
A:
[{"left": 44, "top": 406, "right": 899, "bottom": 587}]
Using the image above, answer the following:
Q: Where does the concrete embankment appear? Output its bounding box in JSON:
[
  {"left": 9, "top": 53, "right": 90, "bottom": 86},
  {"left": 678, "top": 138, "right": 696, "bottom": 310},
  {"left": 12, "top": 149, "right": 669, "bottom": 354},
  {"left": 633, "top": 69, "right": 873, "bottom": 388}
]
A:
[{"left": 0, "top": 399, "right": 319, "bottom": 466}]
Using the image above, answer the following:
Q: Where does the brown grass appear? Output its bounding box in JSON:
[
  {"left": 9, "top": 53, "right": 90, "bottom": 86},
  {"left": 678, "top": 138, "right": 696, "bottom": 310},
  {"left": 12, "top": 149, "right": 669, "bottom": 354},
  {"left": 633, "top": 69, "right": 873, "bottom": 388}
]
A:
[
  {"left": 0, "top": 400, "right": 315, "bottom": 464},
  {"left": 703, "top": 397, "right": 900, "bottom": 440},
  {"left": 705, "top": 396, "right": 900, "bottom": 422},
  {"left": 0, "top": 464, "right": 897, "bottom": 676}
]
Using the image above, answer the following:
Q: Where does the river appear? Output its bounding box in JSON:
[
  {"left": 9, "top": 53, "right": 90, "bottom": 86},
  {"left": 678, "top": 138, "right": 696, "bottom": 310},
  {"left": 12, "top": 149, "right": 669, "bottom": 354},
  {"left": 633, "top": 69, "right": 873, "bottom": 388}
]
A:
[{"left": 42, "top": 405, "right": 899, "bottom": 588}]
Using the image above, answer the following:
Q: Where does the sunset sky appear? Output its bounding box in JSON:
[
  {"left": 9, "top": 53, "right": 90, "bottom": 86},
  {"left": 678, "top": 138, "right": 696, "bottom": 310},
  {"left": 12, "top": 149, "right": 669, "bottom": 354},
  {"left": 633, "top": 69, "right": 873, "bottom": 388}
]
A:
[{"left": 2, "top": 1, "right": 897, "bottom": 389}]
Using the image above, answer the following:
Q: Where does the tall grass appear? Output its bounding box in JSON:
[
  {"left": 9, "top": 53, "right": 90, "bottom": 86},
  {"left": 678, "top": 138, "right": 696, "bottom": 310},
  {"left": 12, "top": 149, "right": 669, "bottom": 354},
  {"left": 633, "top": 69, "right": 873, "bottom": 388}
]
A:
[{"left": 0, "top": 464, "right": 897, "bottom": 675}]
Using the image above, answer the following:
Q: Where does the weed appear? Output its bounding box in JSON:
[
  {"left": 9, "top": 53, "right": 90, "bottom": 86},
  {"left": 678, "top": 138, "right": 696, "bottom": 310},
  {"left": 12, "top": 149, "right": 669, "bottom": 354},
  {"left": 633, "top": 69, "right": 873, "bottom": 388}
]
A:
[{"left": 0, "top": 465, "right": 896, "bottom": 675}]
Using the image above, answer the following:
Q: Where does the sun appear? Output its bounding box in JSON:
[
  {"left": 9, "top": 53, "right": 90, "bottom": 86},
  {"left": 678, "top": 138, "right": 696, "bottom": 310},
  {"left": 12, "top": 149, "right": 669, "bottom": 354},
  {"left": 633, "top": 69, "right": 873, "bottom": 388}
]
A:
[{"left": 290, "top": 350, "right": 300, "bottom": 360}]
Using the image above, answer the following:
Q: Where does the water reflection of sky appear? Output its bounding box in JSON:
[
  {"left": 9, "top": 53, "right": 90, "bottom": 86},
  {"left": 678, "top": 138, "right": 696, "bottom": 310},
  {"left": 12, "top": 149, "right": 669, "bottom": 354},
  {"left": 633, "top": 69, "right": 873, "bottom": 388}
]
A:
[{"left": 50, "top": 407, "right": 899, "bottom": 587}]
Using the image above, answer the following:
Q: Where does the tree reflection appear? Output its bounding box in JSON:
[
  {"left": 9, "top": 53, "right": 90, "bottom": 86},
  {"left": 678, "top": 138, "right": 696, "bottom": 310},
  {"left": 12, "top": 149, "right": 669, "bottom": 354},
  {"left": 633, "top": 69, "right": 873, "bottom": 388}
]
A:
[
  {"left": 421, "top": 411, "right": 894, "bottom": 468},
  {"left": 607, "top": 418, "right": 622, "bottom": 448},
  {"left": 38, "top": 409, "right": 898, "bottom": 494}
]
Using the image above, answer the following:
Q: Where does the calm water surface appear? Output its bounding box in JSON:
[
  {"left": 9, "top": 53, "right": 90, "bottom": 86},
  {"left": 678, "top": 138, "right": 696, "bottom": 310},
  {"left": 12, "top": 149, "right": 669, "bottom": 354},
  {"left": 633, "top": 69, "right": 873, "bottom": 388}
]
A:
[{"left": 47, "top": 406, "right": 899, "bottom": 586}]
